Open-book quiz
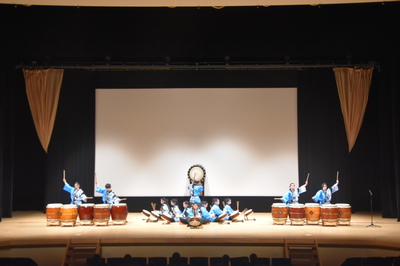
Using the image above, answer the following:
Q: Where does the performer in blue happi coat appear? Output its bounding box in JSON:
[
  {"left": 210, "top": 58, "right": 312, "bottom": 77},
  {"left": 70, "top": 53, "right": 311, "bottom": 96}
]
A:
[
  {"left": 63, "top": 176, "right": 87, "bottom": 206},
  {"left": 210, "top": 198, "right": 229, "bottom": 220},
  {"left": 170, "top": 199, "right": 182, "bottom": 222},
  {"left": 187, "top": 202, "right": 210, "bottom": 225},
  {"left": 95, "top": 178, "right": 121, "bottom": 205},
  {"left": 188, "top": 181, "right": 204, "bottom": 203},
  {"left": 280, "top": 181, "right": 308, "bottom": 206},
  {"left": 312, "top": 178, "right": 339, "bottom": 205},
  {"left": 200, "top": 201, "right": 217, "bottom": 222}
]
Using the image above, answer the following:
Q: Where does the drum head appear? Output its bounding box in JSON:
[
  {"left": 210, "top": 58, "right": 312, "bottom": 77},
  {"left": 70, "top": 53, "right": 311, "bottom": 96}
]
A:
[
  {"left": 230, "top": 211, "right": 240, "bottom": 219},
  {"left": 95, "top": 204, "right": 110, "bottom": 208},
  {"left": 244, "top": 209, "right": 253, "bottom": 216},
  {"left": 61, "top": 204, "right": 77, "bottom": 209},
  {"left": 188, "top": 164, "right": 206, "bottom": 181},
  {"left": 189, "top": 218, "right": 201, "bottom": 226},
  {"left": 151, "top": 211, "right": 160, "bottom": 218},
  {"left": 218, "top": 213, "right": 228, "bottom": 219},
  {"left": 142, "top": 209, "right": 151, "bottom": 217},
  {"left": 161, "top": 213, "right": 172, "bottom": 221}
]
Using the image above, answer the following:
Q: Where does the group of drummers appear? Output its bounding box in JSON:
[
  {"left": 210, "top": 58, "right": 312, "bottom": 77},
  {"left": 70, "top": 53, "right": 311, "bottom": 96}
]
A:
[
  {"left": 55, "top": 172, "right": 347, "bottom": 227},
  {"left": 272, "top": 174, "right": 351, "bottom": 226}
]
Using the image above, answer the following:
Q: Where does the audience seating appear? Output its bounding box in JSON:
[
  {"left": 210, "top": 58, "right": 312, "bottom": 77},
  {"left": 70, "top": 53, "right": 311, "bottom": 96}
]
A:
[
  {"left": 271, "top": 257, "right": 292, "bottom": 266},
  {"left": 148, "top": 257, "right": 168, "bottom": 266},
  {"left": 231, "top": 256, "right": 249, "bottom": 266},
  {"left": 0, "top": 257, "right": 38, "bottom": 266},
  {"left": 189, "top": 257, "right": 209, "bottom": 266}
]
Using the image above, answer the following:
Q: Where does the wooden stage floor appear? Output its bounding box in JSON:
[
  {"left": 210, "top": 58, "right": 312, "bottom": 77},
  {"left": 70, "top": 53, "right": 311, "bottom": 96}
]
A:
[{"left": 0, "top": 211, "right": 400, "bottom": 265}]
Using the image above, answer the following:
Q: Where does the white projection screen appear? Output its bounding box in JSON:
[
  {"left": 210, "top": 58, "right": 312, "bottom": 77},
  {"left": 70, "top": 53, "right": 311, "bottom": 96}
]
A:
[{"left": 95, "top": 88, "right": 298, "bottom": 197}]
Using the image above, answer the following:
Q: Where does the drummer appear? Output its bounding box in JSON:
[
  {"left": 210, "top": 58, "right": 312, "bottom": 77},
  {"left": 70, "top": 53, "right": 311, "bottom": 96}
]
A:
[
  {"left": 187, "top": 202, "right": 210, "bottom": 225},
  {"left": 188, "top": 180, "right": 204, "bottom": 203},
  {"left": 278, "top": 180, "right": 308, "bottom": 206},
  {"left": 170, "top": 199, "right": 182, "bottom": 222},
  {"left": 63, "top": 176, "right": 87, "bottom": 206},
  {"left": 210, "top": 198, "right": 229, "bottom": 221},
  {"left": 200, "top": 201, "right": 217, "bottom": 222},
  {"left": 312, "top": 179, "right": 339, "bottom": 205},
  {"left": 223, "top": 198, "right": 236, "bottom": 219},
  {"left": 179, "top": 201, "right": 191, "bottom": 224},
  {"left": 95, "top": 178, "right": 121, "bottom": 205}
]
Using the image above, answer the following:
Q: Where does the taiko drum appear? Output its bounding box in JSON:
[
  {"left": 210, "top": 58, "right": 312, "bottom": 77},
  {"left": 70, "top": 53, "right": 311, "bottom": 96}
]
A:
[
  {"left": 289, "top": 204, "right": 305, "bottom": 221},
  {"left": 93, "top": 204, "right": 111, "bottom": 223},
  {"left": 111, "top": 203, "right": 128, "bottom": 222},
  {"left": 79, "top": 203, "right": 95, "bottom": 221},
  {"left": 46, "top": 203, "right": 62, "bottom": 223},
  {"left": 271, "top": 203, "right": 288, "bottom": 222},
  {"left": 60, "top": 204, "right": 78, "bottom": 223},
  {"left": 336, "top": 203, "right": 352, "bottom": 224},
  {"left": 305, "top": 203, "right": 321, "bottom": 224},
  {"left": 320, "top": 204, "right": 338, "bottom": 223}
]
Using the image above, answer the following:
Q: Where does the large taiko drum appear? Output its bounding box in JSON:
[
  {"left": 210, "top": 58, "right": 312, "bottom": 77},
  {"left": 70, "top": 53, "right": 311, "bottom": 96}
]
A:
[
  {"left": 79, "top": 203, "right": 94, "bottom": 225},
  {"left": 46, "top": 203, "right": 62, "bottom": 225},
  {"left": 271, "top": 203, "right": 288, "bottom": 225},
  {"left": 93, "top": 204, "right": 111, "bottom": 225},
  {"left": 320, "top": 204, "right": 338, "bottom": 226},
  {"left": 305, "top": 203, "right": 321, "bottom": 225},
  {"left": 60, "top": 204, "right": 78, "bottom": 226},
  {"left": 111, "top": 203, "right": 128, "bottom": 225},
  {"left": 336, "top": 203, "right": 351, "bottom": 225},
  {"left": 289, "top": 204, "right": 305, "bottom": 225}
]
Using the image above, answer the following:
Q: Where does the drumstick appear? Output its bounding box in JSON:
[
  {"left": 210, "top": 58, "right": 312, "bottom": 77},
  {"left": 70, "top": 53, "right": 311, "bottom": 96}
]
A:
[
  {"left": 274, "top": 198, "right": 282, "bottom": 200},
  {"left": 86, "top": 197, "right": 93, "bottom": 199},
  {"left": 119, "top": 198, "right": 127, "bottom": 201},
  {"left": 63, "top": 170, "right": 66, "bottom": 179},
  {"left": 237, "top": 201, "right": 239, "bottom": 211},
  {"left": 336, "top": 171, "right": 339, "bottom": 182},
  {"left": 306, "top": 173, "right": 310, "bottom": 183}
]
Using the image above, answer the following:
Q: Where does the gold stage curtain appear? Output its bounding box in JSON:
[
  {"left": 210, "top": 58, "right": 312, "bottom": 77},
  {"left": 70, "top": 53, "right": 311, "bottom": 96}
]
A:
[
  {"left": 334, "top": 67, "right": 374, "bottom": 152},
  {"left": 23, "top": 69, "right": 64, "bottom": 153}
]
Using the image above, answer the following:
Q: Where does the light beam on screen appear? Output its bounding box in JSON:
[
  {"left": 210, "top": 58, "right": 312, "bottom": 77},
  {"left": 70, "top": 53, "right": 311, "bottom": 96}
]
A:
[{"left": 95, "top": 88, "right": 298, "bottom": 197}]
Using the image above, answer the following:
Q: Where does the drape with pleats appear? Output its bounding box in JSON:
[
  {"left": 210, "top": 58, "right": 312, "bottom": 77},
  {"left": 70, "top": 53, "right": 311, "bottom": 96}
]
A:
[
  {"left": 23, "top": 69, "right": 64, "bottom": 153},
  {"left": 334, "top": 67, "right": 374, "bottom": 152}
]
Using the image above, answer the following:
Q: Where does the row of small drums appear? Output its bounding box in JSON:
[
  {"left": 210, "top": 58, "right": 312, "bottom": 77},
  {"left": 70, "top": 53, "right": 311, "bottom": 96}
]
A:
[
  {"left": 271, "top": 203, "right": 351, "bottom": 225},
  {"left": 46, "top": 203, "right": 128, "bottom": 226}
]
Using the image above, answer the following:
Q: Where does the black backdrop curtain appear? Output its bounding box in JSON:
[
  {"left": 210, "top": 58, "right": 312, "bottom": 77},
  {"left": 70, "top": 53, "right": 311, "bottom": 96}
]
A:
[{"left": 1, "top": 67, "right": 399, "bottom": 220}]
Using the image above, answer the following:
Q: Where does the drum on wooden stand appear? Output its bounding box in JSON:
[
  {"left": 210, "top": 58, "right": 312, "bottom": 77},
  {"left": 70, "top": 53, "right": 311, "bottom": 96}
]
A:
[
  {"left": 271, "top": 203, "right": 288, "bottom": 225},
  {"left": 46, "top": 203, "right": 62, "bottom": 226},
  {"left": 189, "top": 217, "right": 201, "bottom": 226},
  {"left": 305, "top": 203, "right": 321, "bottom": 225},
  {"left": 230, "top": 211, "right": 240, "bottom": 220},
  {"left": 336, "top": 203, "right": 351, "bottom": 225},
  {"left": 93, "top": 204, "right": 111, "bottom": 226},
  {"left": 111, "top": 203, "right": 128, "bottom": 225},
  {"left": 289, "top": 204, "right": 305, "bottom": 225},
  {"left": 320, "top": 204, "right": 338, "bottom": 226},
  {"left": 79, "top": 203, "right": 94, "bottom": 226},
  {"left": 60, "top": 204, "right": 78, "bottom": 227}
]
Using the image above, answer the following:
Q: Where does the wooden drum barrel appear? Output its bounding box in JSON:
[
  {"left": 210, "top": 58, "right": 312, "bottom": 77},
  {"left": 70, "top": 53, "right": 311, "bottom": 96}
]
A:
[
  {"left": 93, "top": 204, "right": 111, "bottom": 226},
  {"left": 271, "top": 203, "right": 288, "bottom": 225},
  {"left": 60, "top": 204, "right": 78, "bottom": 226},
  {"left": 46, "top": 203, "right": 62, "bottom": 226},
  {"left": 79, "top": 203, "right": 94, "bottom": 225},
  {"left": 305, "top": 203, "right": 321, "bottom": 225},
  {"left": 111, "top": 203, "right": 128, "bottom": 225},
  {"left": 336, "top": 203, "right": 352, "bottom": 225},
  {"left": 289, "top": 204, "right": 305, "bottom": 225},
  {"left": 320, "top": 204, "right": 338, "bottom": 226}
]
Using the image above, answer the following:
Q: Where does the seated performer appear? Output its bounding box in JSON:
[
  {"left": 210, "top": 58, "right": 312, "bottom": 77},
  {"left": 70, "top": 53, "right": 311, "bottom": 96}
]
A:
[
  {"left": 179, "top": 201, "right": 191, "bottom": 224},
  {"left": 188, "top": 180, "right": 204, "bottom": 203},
  {"left": 63, "top": 176, "right": 87, "bottom": 206},
  {"left": 159, "top": 197, "right": 172, "bottom": 218},
  {"left": 170, "top": 199, "right": 182, "bottom": 222},
  {"left": 187, "top": 202, "right": 210, "bottom": 226},
  {"left": 200, "top": 201, "right": 218, "bottom": 222},
  {"left": 278, "top": 180, "right": 308, "bottom": 206},
  {"left": 210, "top": 198, "right": 229, "bottom": 221},
  {"left": 95, "top": 178, "right": 121, "bottom": 205},
  {"left": 312, "top": 179, "right": 339, "bottom": 205}
]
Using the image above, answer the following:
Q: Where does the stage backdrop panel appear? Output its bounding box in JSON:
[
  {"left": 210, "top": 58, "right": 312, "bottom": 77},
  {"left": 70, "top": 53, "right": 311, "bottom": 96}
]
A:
[{"left": 95, "top": 87, "right": 298, "bottom": 197}]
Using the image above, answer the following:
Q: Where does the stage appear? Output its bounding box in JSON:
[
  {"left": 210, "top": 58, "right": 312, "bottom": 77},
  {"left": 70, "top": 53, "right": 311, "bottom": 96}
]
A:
[{"left": 0, "top": 211, "right": 399, "bottom": 265}]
